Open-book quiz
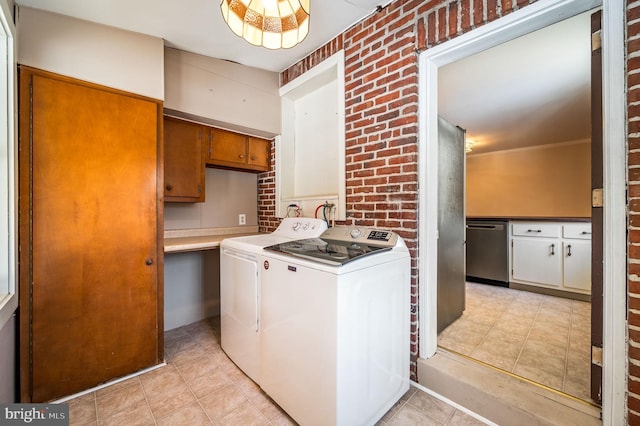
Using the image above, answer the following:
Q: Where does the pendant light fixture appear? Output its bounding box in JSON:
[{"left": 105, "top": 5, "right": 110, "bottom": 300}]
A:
[
  {"left": 220, "top": 0, "right": 310, "bottom": 49},
  {"left": 465, "top": 138, "right": 475, "bottom": 153}
]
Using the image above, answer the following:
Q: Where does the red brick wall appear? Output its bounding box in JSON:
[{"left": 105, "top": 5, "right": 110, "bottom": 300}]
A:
[
  {"left": 264, "top": 0, "right": 542, "bottom": 382},
  {"left": 628, "top": 0, "right": 639, "bottom": 423},
  {"left": 258, "top": 141, "right": 278, "bottom": 232},
  {"left": 262, "top": 4, "right": 632, "bottom": 412}
]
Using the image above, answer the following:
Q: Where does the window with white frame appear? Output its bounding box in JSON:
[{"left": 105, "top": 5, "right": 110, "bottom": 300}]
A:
[{"left": 0, "top": 0, "right": 17, "bottom": 330}]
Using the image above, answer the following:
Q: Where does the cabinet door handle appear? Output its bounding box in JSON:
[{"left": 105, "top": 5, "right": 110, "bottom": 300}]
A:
[
  {"left": 567, "top": 244, "right": 572, "bottom": 256},
  {"left": 581, "top": 231, "right": 592, "bottom": 235},
  {"left": 527, "top": 229, "right": 542, "bottom": 233},
  {"left": 550, "top": 243, "right": 555, "bottom": 255}
]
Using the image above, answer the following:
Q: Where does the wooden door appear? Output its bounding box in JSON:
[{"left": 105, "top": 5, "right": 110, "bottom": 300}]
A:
[
  {"left": 164, "top": 117, "right": 205, "bottom": 202},
  {"left": 19, "top": 68, "right": 162, "bottom": 402},
  {"left": 590, "top": 10, "right": 603, "bottom": 405}
]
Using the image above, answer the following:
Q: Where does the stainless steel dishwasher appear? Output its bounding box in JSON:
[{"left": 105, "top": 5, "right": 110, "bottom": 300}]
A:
[{"left": 465, "top": 220, "right": 509, "bottom": 285}]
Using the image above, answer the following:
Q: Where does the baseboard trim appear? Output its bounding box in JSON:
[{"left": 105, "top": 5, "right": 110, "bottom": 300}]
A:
[{"left": 51, "top": 362, "right": 167, "bottom": 403}]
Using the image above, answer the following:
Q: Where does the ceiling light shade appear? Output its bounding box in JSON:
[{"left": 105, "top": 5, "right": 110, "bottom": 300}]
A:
[
  {"left": 465, "top": 139, "right": 475, "bottom": 153},
  {"left": 220, "top": 0, "right": 310, "bottom": 49}
]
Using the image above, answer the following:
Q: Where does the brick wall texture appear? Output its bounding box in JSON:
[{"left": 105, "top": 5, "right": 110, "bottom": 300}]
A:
[
  {"left": 629, "top": 1, "right": 639, "bottom": 424},
  {"left": 257, "top": 0, "right": 635, "bottom": 421}
]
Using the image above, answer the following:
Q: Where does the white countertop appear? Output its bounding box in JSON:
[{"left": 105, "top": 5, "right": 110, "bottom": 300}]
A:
[{"left": 164, "top": 226, "right": 262, "bottom": 253}]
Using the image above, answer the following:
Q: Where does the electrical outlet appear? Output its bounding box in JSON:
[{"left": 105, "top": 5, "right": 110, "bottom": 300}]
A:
[{"left": 238, "top": 214, "right": 246, "bottom": 225}]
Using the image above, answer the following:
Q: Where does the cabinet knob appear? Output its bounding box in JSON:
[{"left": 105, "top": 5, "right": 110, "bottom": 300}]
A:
[
  {"left": 166, "top": 184, "right": 173, "bottom": 191},
  {"left": 251, "top": 155, "right": 257, "bottom": 161},
  {"left": 239, "top": 154, "right": 245, "bottom": 159},
  {"left": 145, "top": 258, "right": 154, "bottom": 266}
]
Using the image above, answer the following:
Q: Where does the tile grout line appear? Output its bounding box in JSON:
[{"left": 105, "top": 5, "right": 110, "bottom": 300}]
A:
[
  {"left": 169, "top": 343, "right": 218, "bottom": 425},
  {"left": 183, "top": 326, "right": 277, "bottom": 425},
  {"left": 193, "top": 339, "right": 225, "bottom": 426},
  {"left": 377, "top": 397, "right": 408, "bottom": 424},
  {"left": 138, "top": 378, "right": 159, "bottom": 426},
  {"left": 232, "top": 372, "right": 276, "bottom": 425},
  {"left": 93, "top": 393, "right": 99, "bottom": 426},
  {"left": 468, "top": 294, "right": 506, "bottom": 361},
  {"left": 511, "top": 297, "right": 543, "bottom": 374},
  {"left": 562, "top": 304, "right": 576, "bottom": 394}
]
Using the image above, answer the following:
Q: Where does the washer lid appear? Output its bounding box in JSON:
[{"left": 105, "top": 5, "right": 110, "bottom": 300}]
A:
[{"left": 264, "top": 237, "right": 392, "bottom": 266}]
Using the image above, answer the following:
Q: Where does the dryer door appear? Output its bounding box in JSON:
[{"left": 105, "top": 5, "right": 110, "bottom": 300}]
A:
[{"left": 220, "top": 247, "right": 260, "bottom": 382}]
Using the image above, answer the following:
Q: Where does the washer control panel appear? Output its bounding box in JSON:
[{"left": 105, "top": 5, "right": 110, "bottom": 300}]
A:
[{"left": 321, "top": 226, "right": 398, "bottom": 247}]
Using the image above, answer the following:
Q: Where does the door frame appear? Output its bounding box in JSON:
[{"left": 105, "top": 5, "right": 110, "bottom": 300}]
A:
[{"left": 417, "top": 0, "right": 626, "bottom": 424}]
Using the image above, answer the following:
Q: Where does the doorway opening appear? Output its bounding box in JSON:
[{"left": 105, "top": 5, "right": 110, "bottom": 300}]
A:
[
  {"left": 417, "top": 0, "right": 626, "bottom": 424},
  {"left": 437, "top": 10, "right": 594, "bottom": 403}
]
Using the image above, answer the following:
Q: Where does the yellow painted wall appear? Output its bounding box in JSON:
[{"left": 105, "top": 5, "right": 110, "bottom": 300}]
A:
[{"left": 466, "top": 141, "right": 591, "bottom": 218}]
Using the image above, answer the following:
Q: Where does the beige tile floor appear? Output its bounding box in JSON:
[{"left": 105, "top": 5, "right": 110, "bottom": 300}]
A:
[
  {"left": 65, "top": 317, "right": 486, "bottom": 425},
  {"left": 438, "top": 282, "right": 592, "bottom": 402}
]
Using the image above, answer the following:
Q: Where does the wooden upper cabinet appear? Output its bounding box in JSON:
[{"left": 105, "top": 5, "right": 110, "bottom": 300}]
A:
[
  {"left": 164, "top": 117, "right": 205, "bottom": 202},
  {"left": 207, "top": 128, "right": 271, "bottom": 172},
  {"left": 208, "top": 128, "right": 247, "bottom": 168},
  {"left": 248, "top": 136, "right": 271, "bottom": 170},
  {"left": 163, "top": 120, "right": 270, "bottom": 199}
]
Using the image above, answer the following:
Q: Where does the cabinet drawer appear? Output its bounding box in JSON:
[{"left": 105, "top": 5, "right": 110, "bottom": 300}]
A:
[
  {"left": 563, "top": 223, "right": 592, "bottom": 240},
  {"left": 511, "top": 223, "right": 560, "bottom": 238}
]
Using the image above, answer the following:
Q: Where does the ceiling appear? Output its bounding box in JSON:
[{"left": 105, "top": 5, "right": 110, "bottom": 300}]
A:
[
  {"left": 14, "top": 0, "right": 388, "bottom": 73},
  {"left": 14, "top": 1, "right": 592, "bottom": 155},
  {"left": 439, "top": 11, "right": 592, "bottom": 154}
]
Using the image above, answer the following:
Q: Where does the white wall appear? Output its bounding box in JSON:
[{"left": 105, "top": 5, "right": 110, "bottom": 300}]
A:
[
  {"left": 164, "top": 251, "right": 220, "bottom": 331},
  {"left": 16, "top": 6, "right": 164, "bottom": 100},
  {"left": 164, "top": 168, "right": 259, "bottom": 230},
  {"left": 164, "top": 47, "right": 280, "bottom": 137},
  {"left": 164, "top": 168, "right": 259, "bottom": 330}
]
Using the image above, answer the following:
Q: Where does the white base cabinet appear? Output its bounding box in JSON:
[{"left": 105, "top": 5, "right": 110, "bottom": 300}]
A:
[
  {"left": 510, "top": 221, "right": 591, "bottom": 295},
  {"left": 512, "top": 238, "right": 562, "bottom": 287}
]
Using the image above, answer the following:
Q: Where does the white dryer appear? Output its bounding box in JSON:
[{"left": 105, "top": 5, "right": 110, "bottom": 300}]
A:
[{"left": 220, "top": 217, "right": 327, "bottom": 383}]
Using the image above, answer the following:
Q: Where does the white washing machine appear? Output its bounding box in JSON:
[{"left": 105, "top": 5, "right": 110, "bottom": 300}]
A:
[
  {"left": 220, "top": 217, "right": 327, "bottom": 383},
  {"left": 260, "top": 226, "right": 411, "bottom": 426}
]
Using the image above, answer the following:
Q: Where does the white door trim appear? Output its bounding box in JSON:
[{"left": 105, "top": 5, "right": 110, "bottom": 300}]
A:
[{"left": 417, "top": 0, "right": 626, "bottom": 424}]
